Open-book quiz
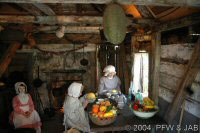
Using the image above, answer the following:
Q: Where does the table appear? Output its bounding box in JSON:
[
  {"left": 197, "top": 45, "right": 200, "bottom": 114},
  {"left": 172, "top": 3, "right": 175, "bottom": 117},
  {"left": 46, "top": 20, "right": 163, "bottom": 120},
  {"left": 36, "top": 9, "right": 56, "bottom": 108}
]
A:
[{"left": 90, "top": 104, "right": 166, "bottom": 132}]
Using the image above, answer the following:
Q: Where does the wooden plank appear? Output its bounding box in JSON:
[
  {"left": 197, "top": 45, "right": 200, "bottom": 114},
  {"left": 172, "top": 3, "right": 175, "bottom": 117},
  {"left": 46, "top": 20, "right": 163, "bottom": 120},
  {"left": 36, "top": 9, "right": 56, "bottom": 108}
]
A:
[
  {"left": 150, "top": 32, "right": 161, "bottom": 105},
  {"left": 0, "top": 15, "right": 102, "bottom": 24},
  {"left": 32, "top": 3, "right": 56, "bottom": 16},
  {"left": 146, "top": 6, "right": 157, "bottom": 18},
  {"left": 21, "top": 43, "right": 96, "bottom": 52},
  {"left": 161, "top": 44, "right": 194, "bottom": 61},
  {"left": 160, "top": 62, "right": 186, "bottom": 78},
  {"left": 37, "top": 26, "right": 100, "bottom": 34},
  {"left": 1, "top": 0, "right": 200, "bottom": 7},
  {"left": 0, "top": 15, "right": 155, "bottom": 25},
  {"left": 156, "top": 7, "right": 178, "bottom": 18},
  {"left": 164, "top": 38, "right": 200, "bottom": 124},
  {"left": 160, "top": 72, "right": 181, "bottom": 91},
  {"left": 17, "top": 3, "right": 43, "bottom": 16},
  {"left": 0, "top": 42, "right": 21, "bottom": 78},
  {"left": 159, "top": 86, "right": 200, "bottom": 119},
  {"left": 135, "top": 5, "right": 153, "bottom": 18},
  {"left": 157, "top": 13, "right": 200, "bottom": 32}
]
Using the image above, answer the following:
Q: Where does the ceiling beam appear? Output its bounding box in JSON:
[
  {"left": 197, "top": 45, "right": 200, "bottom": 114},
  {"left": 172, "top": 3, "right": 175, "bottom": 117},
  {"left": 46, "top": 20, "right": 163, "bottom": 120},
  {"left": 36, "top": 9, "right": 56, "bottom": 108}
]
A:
[
  {"left": 146, "top": 6, "right": 157, "bottom": 18},
  {"left": 17, "top": 4, "right": 43, "bottom": 16},
  {"left": 0, "top": 42, "right": 21, "bottom": 78},
  {"left": 157, "top": 13, "right": 200, "bottom": 32},
  {"left": 1, "top": 0, "right": 200, "bottom": 7},
  {"left": 0, "top": 15, "right": 102, "bottom": 25},
  {"left": 38, "top": 26, "right": 100, "bottom": 34},
  {"left": 0, "top": 15, "right": 156, "bottom": 25},
  {"left": 135, "top": 5, "right": 153, "bottom": 18},
  {"left": 32, "top": 3, "right": 56, "bottom": 16}
]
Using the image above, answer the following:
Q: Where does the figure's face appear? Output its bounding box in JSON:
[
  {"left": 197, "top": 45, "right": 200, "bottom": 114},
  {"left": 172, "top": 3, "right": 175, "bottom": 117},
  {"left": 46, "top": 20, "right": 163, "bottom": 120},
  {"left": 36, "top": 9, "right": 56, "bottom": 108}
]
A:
[
  {"left": 79, "top": 85, "right": 84, "bottom": 96},
  {"left": 107, "top": 72, "right": 116, "bottom": 79},
  {"left": 19, "top": 85, "right": 26, "bottom": 94}
]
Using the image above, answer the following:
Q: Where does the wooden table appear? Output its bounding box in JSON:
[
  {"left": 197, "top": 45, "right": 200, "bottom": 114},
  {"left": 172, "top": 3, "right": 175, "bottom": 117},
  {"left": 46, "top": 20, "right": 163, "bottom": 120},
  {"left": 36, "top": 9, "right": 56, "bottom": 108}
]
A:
[{"left": 90, "top": 104, "right": 166, "bottom": 132}]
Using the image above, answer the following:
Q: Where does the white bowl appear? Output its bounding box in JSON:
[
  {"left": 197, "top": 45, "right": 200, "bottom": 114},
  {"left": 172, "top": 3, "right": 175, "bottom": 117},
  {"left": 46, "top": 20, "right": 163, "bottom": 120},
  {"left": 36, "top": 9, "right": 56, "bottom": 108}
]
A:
[{"left": 132, "top": 106, "right": 159, "bottom": 119}]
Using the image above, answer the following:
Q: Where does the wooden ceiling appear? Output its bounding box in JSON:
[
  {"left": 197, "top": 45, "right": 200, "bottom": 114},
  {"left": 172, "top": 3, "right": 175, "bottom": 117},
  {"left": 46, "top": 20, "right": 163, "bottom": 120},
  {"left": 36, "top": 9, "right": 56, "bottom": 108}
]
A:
[{"left": 0, "top": 0, "right": 200, "bottom": 40}]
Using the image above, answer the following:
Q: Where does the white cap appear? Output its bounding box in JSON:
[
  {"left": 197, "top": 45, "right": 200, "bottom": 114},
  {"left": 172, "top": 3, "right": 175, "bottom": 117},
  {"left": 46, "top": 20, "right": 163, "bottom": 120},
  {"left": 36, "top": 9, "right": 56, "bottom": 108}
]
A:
[{"left": 103, "top": 65, "right": 116, "bottom": 76}]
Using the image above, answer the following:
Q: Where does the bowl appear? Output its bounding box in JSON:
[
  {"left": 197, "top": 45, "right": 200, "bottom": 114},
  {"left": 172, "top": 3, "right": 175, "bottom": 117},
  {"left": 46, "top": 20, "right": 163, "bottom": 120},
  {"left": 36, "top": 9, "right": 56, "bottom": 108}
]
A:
[
  {"left": 89, "top": 113, "right": 117, "bottom": 126},
  {"left": 131, "top": 106, "right": 159, "bottom": 119}
]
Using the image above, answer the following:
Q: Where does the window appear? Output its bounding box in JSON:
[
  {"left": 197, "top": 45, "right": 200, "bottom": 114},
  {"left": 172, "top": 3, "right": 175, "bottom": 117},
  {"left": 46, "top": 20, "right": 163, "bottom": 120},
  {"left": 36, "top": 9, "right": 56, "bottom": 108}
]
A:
[{"left": 131, "top": 52, "right": 149, "bottom": 97}]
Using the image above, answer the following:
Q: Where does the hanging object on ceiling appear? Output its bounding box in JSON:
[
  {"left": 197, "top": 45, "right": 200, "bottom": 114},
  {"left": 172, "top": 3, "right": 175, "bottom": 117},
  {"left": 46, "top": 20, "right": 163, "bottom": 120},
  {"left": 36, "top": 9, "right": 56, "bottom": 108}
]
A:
[
  {"left": 80, "top": 44, "right": 89, "bottom": 66},
  {"left": 56, "top": 26, "right": 65, "bottom": 38},
  {"left": 103, "top": 3, "right": 127, "bottom": 45}
]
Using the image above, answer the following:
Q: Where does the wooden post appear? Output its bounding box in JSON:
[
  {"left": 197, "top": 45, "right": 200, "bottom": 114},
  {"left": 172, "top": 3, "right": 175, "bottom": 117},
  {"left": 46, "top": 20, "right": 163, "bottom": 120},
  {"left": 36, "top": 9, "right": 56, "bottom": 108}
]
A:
[
  {"left": 0, "top": 42, "right": 21, "bottom": 77},
  {"left": 165, "top": 38, "right": 200, "bottom": 124},
  {"left": 150, "top": 32, "right": 161, "bottom": 105},
  {"left": 120, "top": 43, "right": 130, "bottom": 94}
]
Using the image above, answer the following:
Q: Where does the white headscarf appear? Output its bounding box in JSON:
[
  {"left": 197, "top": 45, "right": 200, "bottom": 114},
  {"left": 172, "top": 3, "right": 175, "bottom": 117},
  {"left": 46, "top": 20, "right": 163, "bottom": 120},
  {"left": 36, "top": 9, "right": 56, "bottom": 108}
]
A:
[
  {"left": 103, "top": 65, "right": 116, "bottom": 76},
  {"left": 68, "top": 82, "right": 83, "bottom": 98},
  {"left": 15, "top": 82, "right": 27, "bottom": 94}
]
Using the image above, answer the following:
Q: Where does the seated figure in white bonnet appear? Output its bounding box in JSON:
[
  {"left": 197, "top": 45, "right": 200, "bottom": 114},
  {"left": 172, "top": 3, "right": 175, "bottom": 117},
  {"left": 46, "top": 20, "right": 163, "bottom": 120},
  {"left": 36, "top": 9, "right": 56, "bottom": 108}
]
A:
[{"left": 10, "top": 82, "right": 41, "bottom": 133}]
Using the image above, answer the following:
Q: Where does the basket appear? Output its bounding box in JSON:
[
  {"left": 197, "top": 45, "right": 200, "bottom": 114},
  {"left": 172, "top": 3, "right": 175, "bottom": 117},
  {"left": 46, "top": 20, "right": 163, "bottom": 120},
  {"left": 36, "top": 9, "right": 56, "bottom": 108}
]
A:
[{"left": 89, "top": 113, "right": 117, "bottom": 126}]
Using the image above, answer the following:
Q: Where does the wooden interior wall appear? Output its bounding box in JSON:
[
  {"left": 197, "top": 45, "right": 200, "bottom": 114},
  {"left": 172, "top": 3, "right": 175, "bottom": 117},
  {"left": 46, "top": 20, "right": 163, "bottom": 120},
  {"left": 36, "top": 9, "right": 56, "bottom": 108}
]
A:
[{"left": 158, "top": 42, "right": 200, "bottom": 123}]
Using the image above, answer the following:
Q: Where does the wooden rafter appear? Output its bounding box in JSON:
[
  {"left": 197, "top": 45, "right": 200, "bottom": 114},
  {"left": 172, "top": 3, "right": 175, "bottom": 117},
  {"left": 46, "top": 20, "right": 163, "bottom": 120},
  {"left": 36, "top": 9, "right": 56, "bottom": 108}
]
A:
[
  {"left": 32, "top": 4, "right": 56, "bottom": 16},
  {"left": 135, "top": 5, "right": 153, "bottom": 18},
  {"left": 0, "top": 15, "right": 102, "bottom": 24},
  {"left": 156, "top": 7, "right": 178, "bottom": 18},
  {"left": 0, "top": 42, "right": 21, "bottom": 78},
  {"left": 0, "top": 0, "right": 200, "bottom": 7},
  {"left": 157, "top": 13, "right": 200, "bottom": 32},
  {"left": 164, "top": 38, "right": 200, "bottom": 124},
  {"left": 0, "top": 15, "right": 156, "bottom": 25},
  {"left": 17, "top": 3, "right": 43, "bottom": 16},
  {"left": 146, "top": 6, "right": 157, "bottom": 18}
]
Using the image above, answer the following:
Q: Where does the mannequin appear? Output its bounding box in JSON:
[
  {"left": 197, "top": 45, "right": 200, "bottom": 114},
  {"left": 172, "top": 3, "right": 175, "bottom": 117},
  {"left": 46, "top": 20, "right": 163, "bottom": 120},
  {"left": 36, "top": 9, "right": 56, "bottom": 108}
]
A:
[
  {"left": 10, "top": 82, "right": 41, "bottom": 133},
  {"left": 98, "top": 65, "right": 121, "bottom": 95},
  {"left": 63, "top": 82, "right": 90, "bottom": 132}
]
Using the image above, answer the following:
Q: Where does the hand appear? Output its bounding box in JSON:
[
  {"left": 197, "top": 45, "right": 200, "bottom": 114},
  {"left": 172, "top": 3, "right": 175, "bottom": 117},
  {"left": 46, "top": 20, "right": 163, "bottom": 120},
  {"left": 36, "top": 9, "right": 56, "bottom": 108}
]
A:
[
  {"left": 83, "top": 100, "right": 89, "bottom": 109},
  {"left": 24, "top": 111, "right": 31, "bottom": 118}
]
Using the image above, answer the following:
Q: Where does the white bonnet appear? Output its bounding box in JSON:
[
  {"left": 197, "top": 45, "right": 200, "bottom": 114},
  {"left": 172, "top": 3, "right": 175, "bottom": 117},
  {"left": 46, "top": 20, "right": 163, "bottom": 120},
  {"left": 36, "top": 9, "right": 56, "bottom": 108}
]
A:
[
  {"left": 68, "top": 82, "right": 83, "bottom": 98},
  {"left": 103, "top": 65, "right": 116, "bottom": 76},
  {"left": 15, "top": 82, "right": 27, "bottom": 94}
]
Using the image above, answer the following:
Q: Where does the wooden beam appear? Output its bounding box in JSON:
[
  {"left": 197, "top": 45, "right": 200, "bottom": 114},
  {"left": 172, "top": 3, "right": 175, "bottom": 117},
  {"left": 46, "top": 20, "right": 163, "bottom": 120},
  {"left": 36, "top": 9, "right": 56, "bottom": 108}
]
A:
[
  {"left": 150, "top": 32, "right": 161, "bottom": 105},
  {"left": 156, "top": 7, "right": 178, "bottom": 18},
  {"left": 164, "top": 38, "right": 200, "bottom": 124},
  {"left": 17, "top": 3, "right": 43, "bottom": 16},
  {"left": 1, "top": 0, "right": 200, "bottom": 7},
  {"left": 0, "top": 42, "right": 21, "bottom": 77},
  {"left": 19, "top": 43, "right": 96, "bottom": 53},
  {"left": 0, "top": 15, "right": 102, "bottom": 24},
  {"left": 146, "top": 6, "right": 157, "bottom": 18},
  {"left": 135, "top": 6, "right": 153, "bottom": 18},
  {"left": 37, "top": 26, "right": 100, "bottom": 34},
  {"left": 0, "top": 15, "right": 155, "bottom": 25},
  {"left": 32, "top": 3, "right": 56, "bottom": 16},
  {"left": 157, "top": 13, "right": 200, "bottom": 32},
  {"left": 34, "top": 33, "right": 102, "bottom": 44}
]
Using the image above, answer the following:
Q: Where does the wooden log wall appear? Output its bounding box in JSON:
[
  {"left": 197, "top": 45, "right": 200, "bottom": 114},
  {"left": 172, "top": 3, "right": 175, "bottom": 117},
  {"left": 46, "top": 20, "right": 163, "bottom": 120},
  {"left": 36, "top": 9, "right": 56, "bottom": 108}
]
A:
[{"left": 159, "top": 43, "right": 200, "bottom": 119}]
